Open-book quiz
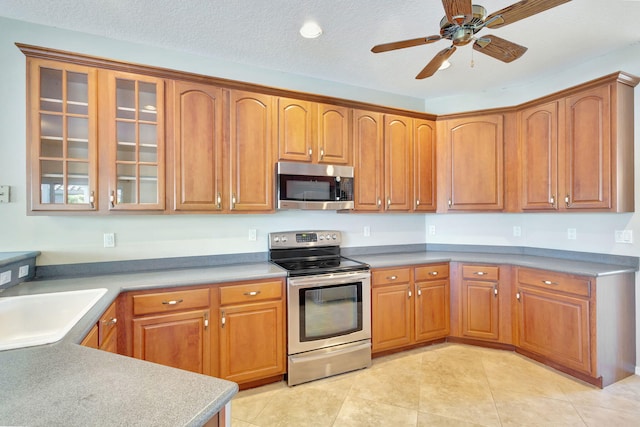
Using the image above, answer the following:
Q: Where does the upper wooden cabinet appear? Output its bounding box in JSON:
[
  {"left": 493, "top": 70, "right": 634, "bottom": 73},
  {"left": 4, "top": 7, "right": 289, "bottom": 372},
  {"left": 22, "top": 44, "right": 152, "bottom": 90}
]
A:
[
  {"left": 227, "top": 90, "right": 276, "bottom": 212},
  {"left": 27, "top": 59, "right": 99, "bottom": 212},
  {"left": 413, "top": 119, "right": 437, "bottom": 212},
  {"left": 518, "top": 74, "right": 637, "bottom": 212},
  {"left": 103, "top": 71, "right": 165, "bottom": 211},
  {"left": 277, "top": 98, "right": 351, "bottom": 164},
  {"left": 352, "top": 111, "right": 418, "bottom": 212},
  {"left": 170, "top": 81, "right": 224, "bottom": 212},
  {"left": 439, "top": 114, "right": 504, "bottom": 211}
]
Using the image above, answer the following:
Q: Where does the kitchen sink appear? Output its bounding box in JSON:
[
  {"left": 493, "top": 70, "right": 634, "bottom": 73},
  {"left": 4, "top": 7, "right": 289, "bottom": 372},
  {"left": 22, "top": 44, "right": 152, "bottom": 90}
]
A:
[{"left": 0, "top": 288, "right": 108, "bottom": 351}]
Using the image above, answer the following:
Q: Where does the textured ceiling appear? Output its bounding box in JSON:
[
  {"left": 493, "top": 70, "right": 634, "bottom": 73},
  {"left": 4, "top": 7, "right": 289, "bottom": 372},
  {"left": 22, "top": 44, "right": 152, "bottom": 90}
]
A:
[{"left": 1, "top": 0, "right": 640, "bottom": 100}]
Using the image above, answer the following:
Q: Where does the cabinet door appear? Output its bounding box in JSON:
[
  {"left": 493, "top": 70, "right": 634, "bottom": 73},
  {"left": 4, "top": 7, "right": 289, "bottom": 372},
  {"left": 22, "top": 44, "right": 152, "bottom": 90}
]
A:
[
  {"left": 384, "top": 114, "right": 413, "bottom": 211},
  {"left": 277, "top": 97, "right": 314, "bottom": 162},
  {"left": 562, "top": 85, "right": 611, "bottom": 210},
  {"left": 372, "top": 284, "right": 413, "bottom": 352},
  {"left": 415, "top": 279, "right": 450, "bottom": 342},
  {"left": 133, "top": 309, "right": 210, "bottom": 375},
  {"left": 413, "top": 119, "right": 437, "bottom": 211},
  {"left": 353, "top": 109, "right": 384, "bottom": 211},
  {"left": 445, "top": 115, "right": 504, "bottom": 211},
  {"left": 172, "top": 81, "right": 224, "bottom": 211},
  {"left": 105, "top": 71, "right": 165, "bottom": 210},
  {"left": 317, "top": 103, "right": 351, "bottom": 164},
  {"left": 219, "top": 300, "right": 285, "bottom": 383},
  {"left": 520, "top": 101, "right": 559, "bottom": 211},
  {"left": 228, "top": 90, "right": 276, "bottom": 212},
  {"left": 28, "top": 59, "right": 98, "bottom": 211},
  {"left": 517, "top": 286, "right": 591, "bottom": 374},
  {"left": 461, "top": 280, "right": 499, "bottom": 341}
]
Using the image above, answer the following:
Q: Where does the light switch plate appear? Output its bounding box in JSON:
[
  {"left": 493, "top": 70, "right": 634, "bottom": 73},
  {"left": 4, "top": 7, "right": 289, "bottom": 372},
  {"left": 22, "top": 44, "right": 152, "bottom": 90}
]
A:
[{"left": 0, "top": 185, "right": 9, "bottom": 203}]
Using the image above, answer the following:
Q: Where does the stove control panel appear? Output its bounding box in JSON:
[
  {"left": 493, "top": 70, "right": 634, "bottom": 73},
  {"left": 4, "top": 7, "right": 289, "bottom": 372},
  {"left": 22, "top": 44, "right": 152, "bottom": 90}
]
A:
[{"left": 269, "top": 230, "right": 341, "bottom": 248}]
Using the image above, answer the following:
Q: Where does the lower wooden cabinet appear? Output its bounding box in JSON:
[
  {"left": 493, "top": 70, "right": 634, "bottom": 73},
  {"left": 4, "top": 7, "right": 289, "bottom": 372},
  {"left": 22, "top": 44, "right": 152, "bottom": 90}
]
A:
[
  {"left": 372, "top": 264, "right": 449, "bottom": 354},
  {"left": 121, "top": 278, "right": 285, "bottom": 387},
  {"left": 81, "top": 300, "right": 118, "bottom": 353},
  {"left": 218, "top": 279, "right": 286, "bottom": 384}
]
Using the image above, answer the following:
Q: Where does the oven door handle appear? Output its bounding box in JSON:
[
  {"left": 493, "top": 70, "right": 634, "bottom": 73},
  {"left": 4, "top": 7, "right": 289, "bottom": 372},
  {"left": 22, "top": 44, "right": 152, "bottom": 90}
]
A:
[
  {"left": 289, "top": 341, "right": 371, "bottom": 364},
  {"left": 288, "top": 272, "right": 371, "bottom": 288}
]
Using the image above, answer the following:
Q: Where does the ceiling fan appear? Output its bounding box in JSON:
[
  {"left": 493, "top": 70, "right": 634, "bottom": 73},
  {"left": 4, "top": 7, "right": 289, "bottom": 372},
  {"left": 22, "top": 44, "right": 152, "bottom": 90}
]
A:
[{"left": 371, "top": 0, "right": 572, "bottom": 79}]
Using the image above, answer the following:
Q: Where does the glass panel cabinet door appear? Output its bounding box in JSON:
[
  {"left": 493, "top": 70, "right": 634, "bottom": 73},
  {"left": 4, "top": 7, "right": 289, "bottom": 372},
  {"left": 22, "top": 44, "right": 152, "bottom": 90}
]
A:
[
  {"left": 108, "top": 72, "right": 165, "bottom": 210},
  {"left": 28, "top": 60, "right": 97, "bottom": 211}
]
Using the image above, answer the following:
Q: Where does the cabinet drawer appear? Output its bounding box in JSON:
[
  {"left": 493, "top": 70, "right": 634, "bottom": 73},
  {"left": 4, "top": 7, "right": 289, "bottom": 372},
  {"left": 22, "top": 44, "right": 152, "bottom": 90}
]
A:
[
  {"left": 98, "top": 301, "right": 118, "bottom": 343},
  {"left": 372, "top": 267, "right": 411, "bottom": 286},
  {"left": 220, "top": 280, "right": 283, "bottom": 305},
  {"left": 517, "top": 268, "right": 591, "bottom": 297},
  {"left": 462, "top": 265, "right": 499, "bottom": 281},
  {"left": 133, "top": 288, "right": 210, "bottom": 316},
  {"left": 415, "top": 264, "right": 449, "bottom": 281}
]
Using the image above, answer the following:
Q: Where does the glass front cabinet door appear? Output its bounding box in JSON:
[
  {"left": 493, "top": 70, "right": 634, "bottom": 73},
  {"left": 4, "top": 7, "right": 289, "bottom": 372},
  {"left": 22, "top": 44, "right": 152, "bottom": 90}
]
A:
[
  {"left": 28, "top": 59, "right": 98, "bottom": 211},
  {"left": 106, "top": 72, "right": 165, "bottom": 211}
]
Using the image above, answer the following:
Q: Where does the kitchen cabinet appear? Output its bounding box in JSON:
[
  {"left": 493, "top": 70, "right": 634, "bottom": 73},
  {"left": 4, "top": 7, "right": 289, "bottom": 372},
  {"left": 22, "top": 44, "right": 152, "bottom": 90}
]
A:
[
  {"left": 439, "top": 114, "right": 504, "bottom": 211},
  {"left": 27, "top": 58, "right": 98, "bottom": 212},
  {"left": 372, "top": 264, "right": 449, "bottom": 354},
  {"left": 352, "top": 111, "right": 413, "bottom": 212},
  {"left": 514, "top": 267, "right": 635, "bottom": 387},
  {"left": 170, "top": 80, "right": 224, "bottom": 211},
  {"left": 126, "top": 287, "right": 211, "bottom": 375},
  {"left": 451, "top": 263, "right": 512, "bottom": 344},
  {"left": 227, "top": 90, "right": 276, "bottom": 212},
  {"left": 413, "top": 119, "right": 437, "bottom": 212},
  {"left": 277, "top": 98, "right": 351, "bottom": 165},
  {"left": 518, "top": 73, "right": 637, "bottom": 212},
  {"left": 81, "top": 300, "right": 118, "bottom": 353},
  {"left": 218, "top": 279, "right": 285, "bottom": 385},
  {"left": 102, "top": 70, "right": 165, "bottom": 211}
]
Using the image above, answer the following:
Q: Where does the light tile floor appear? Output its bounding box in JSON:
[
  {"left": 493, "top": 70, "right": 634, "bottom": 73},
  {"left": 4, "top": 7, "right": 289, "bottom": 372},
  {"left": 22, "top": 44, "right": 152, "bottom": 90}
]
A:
[{"left": 231, "top": 343, "right": 640, "bottom": 426}]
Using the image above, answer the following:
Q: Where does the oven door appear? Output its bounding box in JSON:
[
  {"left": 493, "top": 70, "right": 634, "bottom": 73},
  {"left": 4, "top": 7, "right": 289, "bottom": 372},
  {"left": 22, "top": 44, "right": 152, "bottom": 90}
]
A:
[{"left": 287, "top": 271, "right": 371, "bottom": 355}]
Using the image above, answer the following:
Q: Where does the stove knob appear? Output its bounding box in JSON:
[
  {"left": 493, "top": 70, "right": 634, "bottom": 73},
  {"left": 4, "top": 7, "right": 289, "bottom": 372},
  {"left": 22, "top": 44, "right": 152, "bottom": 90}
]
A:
[
  {"left": 281, "top": 236, "right": 287, "bottom": 243},
  {"left": 319, "top": 234, "right": 324, "bottom": 240},
  {"left": 332, "top": 233, "right": 338, "bottom": 240},
  {"left": 273, "top": 236, "right": 280, "bottom": 243}
]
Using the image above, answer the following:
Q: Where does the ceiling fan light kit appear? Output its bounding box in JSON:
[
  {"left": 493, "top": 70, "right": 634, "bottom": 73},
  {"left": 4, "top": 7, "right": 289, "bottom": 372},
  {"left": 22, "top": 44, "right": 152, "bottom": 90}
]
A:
[
  {"left": 300, "top": 21, "right": 323, "bottom": 39},
  {"left": 371, "top": 0, "right": 572, "bottom": 79}
]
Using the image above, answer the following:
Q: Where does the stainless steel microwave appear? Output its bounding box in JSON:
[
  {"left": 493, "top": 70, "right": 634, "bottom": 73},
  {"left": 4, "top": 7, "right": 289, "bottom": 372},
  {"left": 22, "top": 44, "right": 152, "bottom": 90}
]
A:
[{"left": 276, "top": 161, "right": 354, "bottom": 210}]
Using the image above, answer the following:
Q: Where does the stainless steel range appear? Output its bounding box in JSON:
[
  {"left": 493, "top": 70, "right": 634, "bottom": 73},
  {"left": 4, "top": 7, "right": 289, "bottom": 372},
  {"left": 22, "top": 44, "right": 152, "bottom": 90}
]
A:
[{"left": 269, "top": 230, "right": 371, "bottom": 386}]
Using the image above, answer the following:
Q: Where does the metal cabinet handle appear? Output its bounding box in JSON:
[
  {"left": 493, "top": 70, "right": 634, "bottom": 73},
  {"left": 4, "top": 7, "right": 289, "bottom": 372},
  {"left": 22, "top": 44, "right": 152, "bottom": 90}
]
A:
[
  {"left": 102, "top": 317, "right": 117, "bottom": 326},
  {"left": 231, "top": 194, "right": 236, "bottom": 210},
  {"left": 516, "top": 291, "right": 521, "bottom": 301},
  {"left": 417, "top": 289, "right": 422, "bottom": 296},
  {"left": 386, "top": 197, "right": 391, "bottom": 208},
  {"left": 243, "top": 291, "right": 261, "bottom": 296},
  {"left": 110, "top": 191, "right": 115, "bottom": 208},
  {"left": 216, "top": 192, "right": 222, "bottom": 209},
  {"left": 542, "top": 280, "right": 559, "bottom": 286},
  {"left": 89, "top": 191, "right": 95, "bottom": 209},
  {"left": 221, "top": 311, "right": 226, "bottom": 328},
  {"left": 448, "top": 198, "right": 452, "bottom": 208},
  {"left": 204, "top": 313, "right": 208, "bottom": 330},
  {"left": 377, "top": 198, "right": 382, "bottom": 207},
  {"left": 408, "top": 289, "right": 412, "bottom": 298},
  {"left": 319, "top": 148, "right": 324, "bottom": 160},
  {"left": 565, "top": 194, "right": 571, "bottom": 207},
  {"left": 387, "top": 275, "right": 398, "bottom": 280},
  {"left": 308, "top": 147, "right": 313, "bottom": 157},
  {"left": 549, "top": 195, "right": 556, "bottom": 207},
  {"left": 416, "top": 199, "right": 420, "bottom": 207},
  {"left": 162, "top": 299, "right": 184, "bottom": 305},
  {"left": 493, "top": 285, "right": 498, "bottom": 296},
  {"left": 474, "top": 271, "right": 487, "bottom": 276},
  {"left": 429, "top": 271, "right": 438, "bottom": 276}
]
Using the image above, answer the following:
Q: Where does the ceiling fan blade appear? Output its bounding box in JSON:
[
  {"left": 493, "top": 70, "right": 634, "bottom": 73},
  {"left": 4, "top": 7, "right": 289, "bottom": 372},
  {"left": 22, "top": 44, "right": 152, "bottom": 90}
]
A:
[
  {"left": 485, "top": 0, "right": 572, "bottom": 29},
  {"left": 441, "top": 0, "right": 473, "bottom": 25},
  {"left": 371, "top": 35, "right": 441, "bottom": 53},
  {"left": 416, "top": 46, "right": 457, "bottom": 79},
  {"left": 472, "top": 35, "right": 527, "bottom": 63}
]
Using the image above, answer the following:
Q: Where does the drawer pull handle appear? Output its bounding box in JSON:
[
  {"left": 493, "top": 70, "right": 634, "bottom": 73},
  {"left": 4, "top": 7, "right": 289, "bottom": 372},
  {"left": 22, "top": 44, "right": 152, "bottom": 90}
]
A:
[
  {"left": 417, "top": 289, "right": 422, "bottom": 296},
  {"left": 474, "top": 271, "right": 487, "bottom": 276},
  {"left": 387, "top": 275, "right": 398, "bottom": 280},
  {"left": 102, "top": 318, "right": 117, "bottom": 326},
  {"left": 243, "top": 291, "right": 261, "bottom": 296},
  {"left": 408, "top": 289, "right": 412, "bottom": 298},
  {"left": 429, "top": 271, "right": 438, "bottom": 276},
  {"left": 542, "top": 280, "right": 559, "bottom": 286},
  {"left": 162, "top": 299, "right": 184, "bottom": 305}
]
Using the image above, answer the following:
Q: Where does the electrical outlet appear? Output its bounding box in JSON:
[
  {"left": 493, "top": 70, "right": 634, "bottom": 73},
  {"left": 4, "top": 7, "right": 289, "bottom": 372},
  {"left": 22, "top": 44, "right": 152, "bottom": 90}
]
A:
[
  {"left": 0, "top": 185, "right": 9, "bottom": 203},
  {"left": 248, "top": 229, "right": 257, "bottom": 241},
  {"left": 103, "top": 233, "right": 115, "bottom": 248},
  {"left": 513, "top": 226, "right": 522, "bottom": 237},
  {"left": 567, "top": 228, "right": 577, "bottom": 240},
  {"left": 363, "top": 226, "right": 370, "bottom": 237},
  {"left": 18, "top": 265, "right": 29, "bottom": 278},
  {"left": 0, "top": 270, "right": 11, "bottom": 285},
  {"left": 429, "top": 225, "right": 436, "bottom": 236},
  {"left": 615, "top": 230, "right": 633, "bottom": 244}
]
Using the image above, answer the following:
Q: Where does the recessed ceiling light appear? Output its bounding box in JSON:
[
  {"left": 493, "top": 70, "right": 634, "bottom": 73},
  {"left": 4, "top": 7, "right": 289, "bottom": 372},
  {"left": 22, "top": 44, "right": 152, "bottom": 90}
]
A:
[
  {"left": 300, "top": 22, "right": 322, "bottom": 39},
  {"left": 439, "top": 60, "right": 451, "bottom": 71}
]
